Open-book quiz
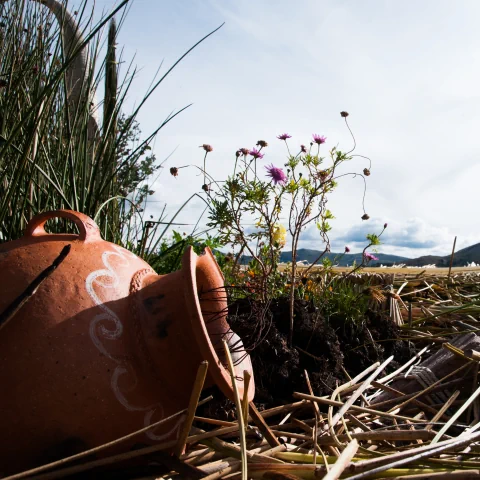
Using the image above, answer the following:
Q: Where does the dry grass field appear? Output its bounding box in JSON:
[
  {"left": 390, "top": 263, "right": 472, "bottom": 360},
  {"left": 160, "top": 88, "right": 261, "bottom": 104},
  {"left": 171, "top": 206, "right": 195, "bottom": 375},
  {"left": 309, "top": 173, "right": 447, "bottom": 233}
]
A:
[{"left": 279, "top": 265, "right": 480, "bottom": 275}]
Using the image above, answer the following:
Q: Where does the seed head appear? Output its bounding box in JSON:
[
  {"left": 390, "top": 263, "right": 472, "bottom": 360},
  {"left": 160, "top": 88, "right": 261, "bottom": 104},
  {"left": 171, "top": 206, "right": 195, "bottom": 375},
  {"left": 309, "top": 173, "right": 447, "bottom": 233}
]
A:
[
  {"left": 202, "top": 183, "right": 210, "bottom": 192},
  {"left": 340, "top": 111, "right": 349, "bottom": 118},
  {"left": 361, "top": 213, "right": 370, "bottom": 221},
  {"left": 240, "top": 147, "right": 249, "bottom": 156},
  {"left": 363, "top": 168, "right": 371, "bottom": 176},
  {"left": 170, "top": 167, "right": 179, "bottom": 177},
  {"left": 200, "top": 144, "right": 213, "bottom": 152},
  {"left": 256, "top": 140, "right": 268, "bottom": 148}
]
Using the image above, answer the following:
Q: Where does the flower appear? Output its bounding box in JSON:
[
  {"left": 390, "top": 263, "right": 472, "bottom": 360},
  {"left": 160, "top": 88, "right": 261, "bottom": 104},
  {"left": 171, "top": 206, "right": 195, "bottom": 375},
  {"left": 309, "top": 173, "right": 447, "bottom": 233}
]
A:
[
  {"left": 170, "top": 167, "right": 178, "bottom": 177},
  {"left": 249, "top": 148, "right": 264, "bottom": 159},
  {"left": 345, "top": 246, "right": 350, "bottom": 253},
  {"left": 277, "top": 133, "right": 292, "bottom": 140},
  {"left": 272, "top": 224, "right": 287, "bottom": 247},
  {"left": 256, "top": 140, "right": 268, "bottom": 147},
  {"left": 312, "top": 134, "right": 326, "bottom": 145},
  {"left": 300, "top": 145, "right": 307, "bottom": 153},
  {"left": 361, "top": 213, "right": 370, "bottom": 221},
  {"left": 200, "top": 144, "right": 213, "bottom": 152},
  {"left": 384, "top": 223, "right": 388, "bottom": 229},
  {"left": 240, "top": 147, "right": 249, "bottom": 156},
  {"left": 265, "top": 164, "right": 287, "bottom": 185},
  {"left": 364, "top": 252, "right": 379, "bottom": 262},
  {"left": 363, "top": 168, "right": 371, "bottom": 176},
  {"left": 202, "top": 184, "right": 210, "bottom": 192},
  {"left": 340, "top": 111, "right": 349, "bottom": 118},
  {"left": 235, "top": 150, "right": 241, "bottom": 158}
]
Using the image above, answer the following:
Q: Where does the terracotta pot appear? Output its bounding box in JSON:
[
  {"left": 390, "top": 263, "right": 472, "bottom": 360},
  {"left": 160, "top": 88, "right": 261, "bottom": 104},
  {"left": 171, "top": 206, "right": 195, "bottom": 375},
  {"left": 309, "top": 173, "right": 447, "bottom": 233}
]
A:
[{"left": 0, "top": 210, "right": 254, "bottom": 475}]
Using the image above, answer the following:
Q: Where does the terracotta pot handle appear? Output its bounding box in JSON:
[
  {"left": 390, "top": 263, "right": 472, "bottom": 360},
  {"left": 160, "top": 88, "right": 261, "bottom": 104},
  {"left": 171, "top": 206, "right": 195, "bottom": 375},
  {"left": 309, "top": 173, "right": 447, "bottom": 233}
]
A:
[{"left": 24, "top": 210, "right": 101, "bottom": 242}]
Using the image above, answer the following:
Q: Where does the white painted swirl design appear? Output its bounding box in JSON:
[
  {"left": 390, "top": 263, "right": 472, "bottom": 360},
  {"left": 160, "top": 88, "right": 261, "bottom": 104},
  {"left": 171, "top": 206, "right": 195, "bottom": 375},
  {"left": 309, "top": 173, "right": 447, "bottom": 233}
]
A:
[{"left": 85, "top": 245, "right": 183, "bottom": 441}]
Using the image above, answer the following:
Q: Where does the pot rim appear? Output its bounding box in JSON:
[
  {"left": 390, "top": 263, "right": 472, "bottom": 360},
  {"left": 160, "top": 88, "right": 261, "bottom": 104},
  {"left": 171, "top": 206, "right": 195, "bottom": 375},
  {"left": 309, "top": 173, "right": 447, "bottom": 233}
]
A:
[{"left": 182, "top": 246, "right": 255, "bottom": 403}]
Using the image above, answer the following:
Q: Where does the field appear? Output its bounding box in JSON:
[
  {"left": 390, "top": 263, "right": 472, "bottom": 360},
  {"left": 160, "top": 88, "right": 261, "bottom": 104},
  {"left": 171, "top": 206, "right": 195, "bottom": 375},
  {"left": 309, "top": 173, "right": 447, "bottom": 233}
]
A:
[{"left": 302, "top": 266, "right": 480, "bottom": 275}]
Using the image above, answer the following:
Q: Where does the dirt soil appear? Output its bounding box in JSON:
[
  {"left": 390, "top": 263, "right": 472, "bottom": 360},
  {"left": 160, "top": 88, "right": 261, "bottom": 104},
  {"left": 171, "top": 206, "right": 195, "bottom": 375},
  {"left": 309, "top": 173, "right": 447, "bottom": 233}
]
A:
[{"left": 198, "top": 297, "right": 414, "bottom": 421}]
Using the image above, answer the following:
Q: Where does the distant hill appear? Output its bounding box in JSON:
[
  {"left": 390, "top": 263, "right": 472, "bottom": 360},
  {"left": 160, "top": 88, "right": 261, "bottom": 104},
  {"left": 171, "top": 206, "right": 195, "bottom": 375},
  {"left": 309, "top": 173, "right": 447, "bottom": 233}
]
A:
[
  {"left": 279, "top": 249, "right": 409, "bottom": 267},
  {"left": 238, "top": 242, "right": 480, "bottom": 267},
  {"left": 240, "top": 249, "right": 409, "bottom": 267},
  {"left": 405, "top": 242, "right": 480, "bottom": 267}
]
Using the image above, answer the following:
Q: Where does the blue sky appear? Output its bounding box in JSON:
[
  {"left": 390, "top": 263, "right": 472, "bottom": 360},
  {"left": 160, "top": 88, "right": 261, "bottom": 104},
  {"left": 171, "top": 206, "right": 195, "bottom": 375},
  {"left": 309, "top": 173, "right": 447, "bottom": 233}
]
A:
[{"left": 88, "top": 0, "right": 480, "bottom": 258}]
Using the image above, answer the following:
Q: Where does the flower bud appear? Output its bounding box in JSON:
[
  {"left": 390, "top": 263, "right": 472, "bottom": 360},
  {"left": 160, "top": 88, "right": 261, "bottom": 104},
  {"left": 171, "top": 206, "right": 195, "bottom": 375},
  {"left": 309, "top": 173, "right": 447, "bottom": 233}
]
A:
[
  {"left": 200, "top": 144, "right": 213, "bottom": 152},
  {"left": 170, "top": 167, "right": 179, "bottom": 177},
  {"left": 340, "top": 111, "right": 349, "bottom": 117},
  {"left": 361, "top": 213, "right": 370, "bottom": 220},
  {"left": 363, "top": 168, "right": 370, "bottom": 176}
]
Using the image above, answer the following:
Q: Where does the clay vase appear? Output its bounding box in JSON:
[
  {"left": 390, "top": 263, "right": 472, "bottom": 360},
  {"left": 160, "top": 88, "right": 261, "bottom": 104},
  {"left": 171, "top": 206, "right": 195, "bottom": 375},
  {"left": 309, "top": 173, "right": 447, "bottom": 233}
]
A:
[{"left": 0, "top": 210, "right": 254, "bottom": 475}]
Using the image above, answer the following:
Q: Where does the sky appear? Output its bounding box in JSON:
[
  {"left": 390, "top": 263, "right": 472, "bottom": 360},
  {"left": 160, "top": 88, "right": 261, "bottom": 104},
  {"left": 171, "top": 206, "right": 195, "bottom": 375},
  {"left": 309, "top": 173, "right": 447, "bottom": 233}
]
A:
[{"left": 87, "top": 0, "right": 480, "bottom": 259}]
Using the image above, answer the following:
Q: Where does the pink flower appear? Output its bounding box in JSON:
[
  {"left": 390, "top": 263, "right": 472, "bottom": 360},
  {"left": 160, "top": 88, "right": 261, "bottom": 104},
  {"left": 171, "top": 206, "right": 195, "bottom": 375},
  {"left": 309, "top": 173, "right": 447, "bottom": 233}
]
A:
[
  {"left": 265, "top": 164, "right": 287, "bottom": 185},
  {"left": 300, "top": 145, "right": 307, "bottom": 153},
  {"left": 312, "top": 134, "right": 326, "bottom": 145},
  {"left": 277, "top": 133, "right": 292, "bottom": 140},
  {"left": 249, "top": 148, "right": 264, "bottom": 159},
  {"left": 364, "top": 252, "right": 379, "bottom": 262},
  {"left": 239, "top": 148, "right": 249, "bottom": 156}
]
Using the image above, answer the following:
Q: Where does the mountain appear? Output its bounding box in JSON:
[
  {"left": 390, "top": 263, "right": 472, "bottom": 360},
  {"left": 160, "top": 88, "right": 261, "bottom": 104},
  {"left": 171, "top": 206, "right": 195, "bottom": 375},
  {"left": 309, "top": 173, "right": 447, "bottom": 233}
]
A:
[
  {"left": 279, "top": 249, "right": 409, "bottom": 267},
  {"left": 237, "top": 242, "right": 480, "bottom": 267},
  {"left": 239, "top": 249, "right": 409, "bottom": 266},
  {"left": 405, "top": 242, "right": 480, "bottom": 267}
]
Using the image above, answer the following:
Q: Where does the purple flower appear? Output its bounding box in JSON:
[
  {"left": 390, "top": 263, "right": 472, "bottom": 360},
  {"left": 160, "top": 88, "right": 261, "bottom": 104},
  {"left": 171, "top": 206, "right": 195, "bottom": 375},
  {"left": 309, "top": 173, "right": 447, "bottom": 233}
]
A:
[
  {"left": 265, "top": 164, "right": 287, "bottom": 185},
  {"left": 312, "top": 134, "right": 327, "bottom": 145},
  {"left": 345, "top": 246, "right": 350, "bottom": 253},
  {"left": 240, "top": 148, "right": 249, "bottom": 156},
  {"left": 249, "top": 148, "right": 264, "bottom": 159},
  {"left": 300, "top": 145, "right": 307, "bottom": 153},
  {"left": 364, "top": 252, "right": 379, "bottom": 262},
  {"left": 277, "top": 133, "right": 292, "bottom": 141}
]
